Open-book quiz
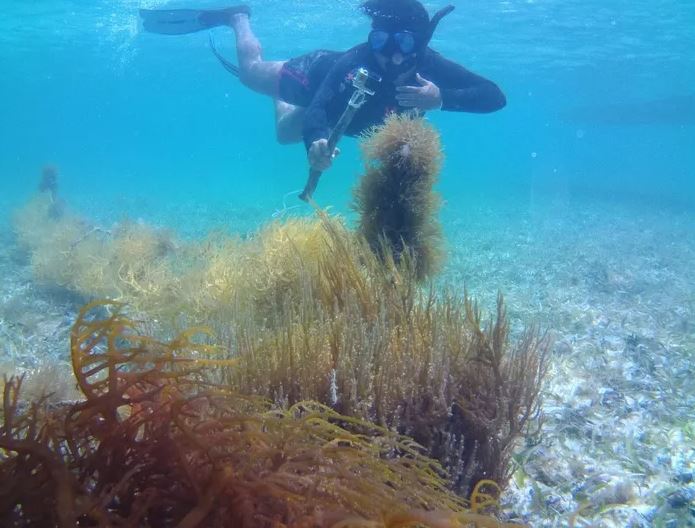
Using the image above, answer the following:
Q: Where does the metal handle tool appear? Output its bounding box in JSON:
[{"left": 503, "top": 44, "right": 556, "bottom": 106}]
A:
[{"left": 299, "top": 68, "right": 378, "bottom": 201}]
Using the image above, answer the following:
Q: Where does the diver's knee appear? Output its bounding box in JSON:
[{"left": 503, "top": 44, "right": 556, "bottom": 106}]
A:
[
  {"left": 276, "top": 127, "right": 296, "bottom": 145},
  {"left": 237, "top": 66, "right": 258, "bottom": 90},
  {"left": 275, "top": 121, "right": 302, "bottom": 145},
  {"left": 237, "top": 61, "right": 270, "bottom": 92}
]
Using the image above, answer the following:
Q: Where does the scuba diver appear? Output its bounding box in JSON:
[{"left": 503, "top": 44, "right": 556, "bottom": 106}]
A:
[{"left": 140, "top": 0, "right": 506, "bottom": 174}]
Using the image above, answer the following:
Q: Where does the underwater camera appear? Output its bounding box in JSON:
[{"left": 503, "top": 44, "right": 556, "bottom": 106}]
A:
[{"left": 352, "top": 67, "right": 381, "bottom": 96}]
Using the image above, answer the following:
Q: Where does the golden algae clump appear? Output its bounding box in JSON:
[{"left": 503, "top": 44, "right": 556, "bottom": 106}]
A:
[
  {"left": 12, "top": 192, "right": 181, "bottom": 313},
  {"left": 0, "top": 302, "right": 524, "bottom": 527},
  {"left": 173, "top": 218, "right": 337, "bottom": 324},
  {"left": 13, "top": 193, "right": 67, "bottom": 252},
  {"left": 13, "top": 193, "right": 90, "bottom": 288},
  {"left": 354, "top": 113, "right": 445, "bottom": 281},
  {"left": 175, "top": 233, "right": 246, "bottom": 318},
  {"left": 11, "top": 189, "right": 549, "bottom": 495},
  {"left": 241, "top": 218, "right": 333, "bottom": 315},
  {"left": 12, "top": 188, "right": 339, "bottom": 325},
  {"left": 103, "top": 222, "right": 179, "bottom": 309}
]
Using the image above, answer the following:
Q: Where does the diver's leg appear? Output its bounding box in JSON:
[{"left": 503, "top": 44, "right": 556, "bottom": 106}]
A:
[
  {"left": 274, "top": 101, "right": 305, "bottom": 145},
  {"left": 230, "top": 13, "right": 284, "bottom": 97}
]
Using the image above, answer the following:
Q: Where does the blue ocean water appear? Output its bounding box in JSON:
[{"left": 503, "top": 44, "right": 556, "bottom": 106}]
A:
[
  {"left": 1, "top": 4, "right": 695, "bottom": 525},
  {"left": 1, "top": 0, "right": 694, "bottom": 227}
]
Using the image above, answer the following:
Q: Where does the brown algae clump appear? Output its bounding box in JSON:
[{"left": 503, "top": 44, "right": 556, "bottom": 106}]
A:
[
  {"left": 0, "top": 302, "right": 526, "bottom": 527},
  {"left": 354, "top": 113, "right": 445, "bottom": 281}
]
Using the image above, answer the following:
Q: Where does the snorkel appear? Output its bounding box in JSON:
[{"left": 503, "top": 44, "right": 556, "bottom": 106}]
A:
[{"left": 425, "top": 5, "right": 455, "bottom": 48}]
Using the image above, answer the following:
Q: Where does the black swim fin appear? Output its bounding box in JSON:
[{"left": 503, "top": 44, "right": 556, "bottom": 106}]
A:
[{"left": 139, "top": 6, "right": 250, "bottom": 35}]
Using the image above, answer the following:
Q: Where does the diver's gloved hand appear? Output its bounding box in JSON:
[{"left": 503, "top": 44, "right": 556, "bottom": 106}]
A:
[
  {"left": 396, "top": 73, "right": 443, "bottom": 110},
  {"left": 308, "top": 139, "right": 340, "bottom": 172}
]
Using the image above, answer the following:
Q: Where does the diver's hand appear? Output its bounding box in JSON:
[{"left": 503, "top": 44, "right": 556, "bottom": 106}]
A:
[
  {"left": 308, "top": 139, "right": 340, "bottom": 172},
  {"left": 396, "top": 73, "right": 442, "bottom": 110}
]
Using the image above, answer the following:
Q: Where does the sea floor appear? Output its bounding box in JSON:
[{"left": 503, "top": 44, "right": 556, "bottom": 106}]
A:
[
  {"left": 439, "top": 193, "right": 695, "bottom": 527},
  {"left": 1, "top": 190, "right": 694, "bottom": 527}
]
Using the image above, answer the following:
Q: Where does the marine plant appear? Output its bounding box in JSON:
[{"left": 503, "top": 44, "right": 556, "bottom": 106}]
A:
[
  {"left": 38, "top": 165, "right": 58, "bottom": 194},
  {"left": 353, "top": 112, "right": 445, "bottom": 281},
  {"left": 225, "top": 216, "right": 549, "bottom": 493},
  {"left": 0, "top": 301, "right": 525, "bottom": 527},
  {"left": 13, "top": 193, "right": 180, "bottom": 312},
  {"left": 11, "top": 136, "right": 550, "bottom": 501},
  {"left": 11, "top": 190, "right": 550, "bottom": 497},
  {"left": 12, "top": 192, "right": 332, "bottom": 323}
]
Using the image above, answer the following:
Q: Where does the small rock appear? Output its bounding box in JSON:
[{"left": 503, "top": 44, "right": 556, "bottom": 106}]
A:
[
  {"left": 666, "top": 487, "right": 695, "bottom": 509},
  {"left": 599, "top": 387, "right": 623, "bottom": 407},
  {"left": 675, "top": 472, "right": 693, "bottom": 484},
  {"left": 544, "top": 493, "right": 573, "bottom": 515},
  {"left": 594, "top": 479, "right": 636, "bottom": 507},
  {"left": 656, "top": 453, "right": 672, "bottom": 467},
  {"left": 554, "top": 340, "right": 573, "bottom": 355}
]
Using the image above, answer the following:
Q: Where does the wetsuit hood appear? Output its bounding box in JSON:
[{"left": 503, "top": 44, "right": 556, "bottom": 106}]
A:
[{"left": 361, "top": 0, "right": 455, "bottom": 50}]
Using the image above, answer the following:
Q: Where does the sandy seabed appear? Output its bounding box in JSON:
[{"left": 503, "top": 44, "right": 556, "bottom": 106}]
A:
[
  {"left": 1, "top": 191, "right": 693, "bottom": 527},
  {"left": 440, "top": 193, "right": 695, "bottom": 527}
]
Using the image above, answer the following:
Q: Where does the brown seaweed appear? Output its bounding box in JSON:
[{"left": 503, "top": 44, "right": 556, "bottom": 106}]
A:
[
  {"left": 11, "top": 191, "right": 550, "bottom": 497},
  {"left": 0, "top": 302, "right": 524, "bottom": 527},
  {"left": 353, "top": 113, "right": 445, "bottom": 281},
  {"left": 10, "top": 119, "right": 550, "bottom": 502}
]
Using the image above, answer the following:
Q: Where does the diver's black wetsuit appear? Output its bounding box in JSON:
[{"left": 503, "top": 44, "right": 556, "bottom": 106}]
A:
[{"left": 277, "top": 43, "right": 506, "bottom": 150}]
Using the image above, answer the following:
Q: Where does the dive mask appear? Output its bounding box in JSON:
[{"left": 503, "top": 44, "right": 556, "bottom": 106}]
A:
[{"left": 368, "top": 29, "right": 418, "bottom": 55}]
